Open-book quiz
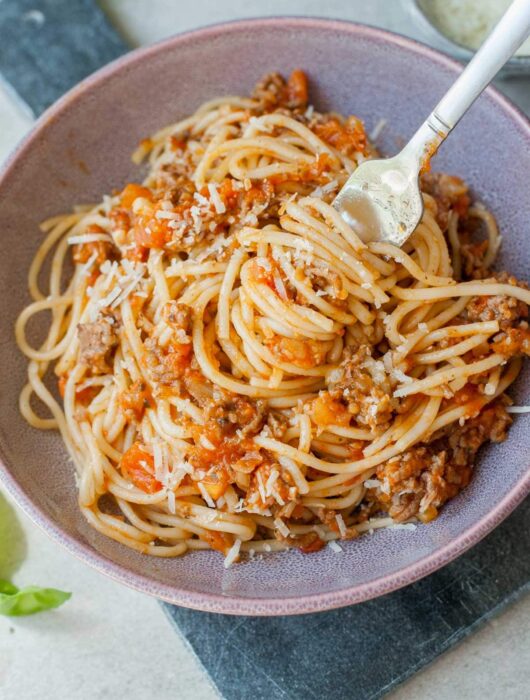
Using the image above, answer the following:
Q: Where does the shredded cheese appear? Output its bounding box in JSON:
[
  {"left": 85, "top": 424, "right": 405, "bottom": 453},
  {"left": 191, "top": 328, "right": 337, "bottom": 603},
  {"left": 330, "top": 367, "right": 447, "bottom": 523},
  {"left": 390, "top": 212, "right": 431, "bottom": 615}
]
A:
[
  {"left": 328, "top": 540, "right": 343, "bottom": 553},
  {"left": 68, "top": 233, "right": 111, "bottom": 245},
  {"left": 274, "top": 518, "right": 291, "bottom": 538},
  {"left": 223, "top": 538, "right": 241, "bottom": 568},
  {"left": 208, "top": 183, "right": 226, "bottom": 214},
  {"left": 335, "top": 514, "right": 347, "bottom": 537},
  {"left": 198, "top": 482, "right": 216, "bottom": 509}
]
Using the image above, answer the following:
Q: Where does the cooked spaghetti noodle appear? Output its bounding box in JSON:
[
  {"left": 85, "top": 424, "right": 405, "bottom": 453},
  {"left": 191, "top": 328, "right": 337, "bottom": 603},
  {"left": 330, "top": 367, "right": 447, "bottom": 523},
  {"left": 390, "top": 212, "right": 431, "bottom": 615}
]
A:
[{"left": 16, "top": 71, "right": 530, "bottom": 564}]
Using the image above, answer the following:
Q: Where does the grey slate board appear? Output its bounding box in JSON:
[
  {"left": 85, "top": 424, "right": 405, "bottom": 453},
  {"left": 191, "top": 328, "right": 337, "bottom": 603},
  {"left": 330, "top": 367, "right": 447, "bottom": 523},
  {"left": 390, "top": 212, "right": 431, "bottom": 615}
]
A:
[
  {"left": 0, "top": 0, "right": 128, "bottom": 116},
  {"left": 164, "top": 497, "right": 530, "bottom": 700},
  {"left": 2, "top": 3, "right": 529, "bottom": 698}
]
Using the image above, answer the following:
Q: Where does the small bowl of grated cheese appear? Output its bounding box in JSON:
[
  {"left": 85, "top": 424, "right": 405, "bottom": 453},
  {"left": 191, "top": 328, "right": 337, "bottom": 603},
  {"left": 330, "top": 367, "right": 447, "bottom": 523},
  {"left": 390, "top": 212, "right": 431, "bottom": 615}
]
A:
[{"left": 408, "top": 0, "right": 530, "bottom": 75}]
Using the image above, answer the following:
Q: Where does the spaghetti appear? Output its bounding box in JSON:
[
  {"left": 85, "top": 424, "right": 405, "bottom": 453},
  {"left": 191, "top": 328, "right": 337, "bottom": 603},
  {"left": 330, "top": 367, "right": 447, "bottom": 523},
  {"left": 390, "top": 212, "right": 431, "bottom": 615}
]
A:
[{"left": 16, "top": 71, "right": 530, "bottom": 564}]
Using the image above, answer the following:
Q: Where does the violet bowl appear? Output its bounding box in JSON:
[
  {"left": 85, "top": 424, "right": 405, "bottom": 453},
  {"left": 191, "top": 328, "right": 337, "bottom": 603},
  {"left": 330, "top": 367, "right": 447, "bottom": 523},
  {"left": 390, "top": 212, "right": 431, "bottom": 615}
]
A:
[{"left": 0, "top": 18, "right": 529, "bottom": 616}]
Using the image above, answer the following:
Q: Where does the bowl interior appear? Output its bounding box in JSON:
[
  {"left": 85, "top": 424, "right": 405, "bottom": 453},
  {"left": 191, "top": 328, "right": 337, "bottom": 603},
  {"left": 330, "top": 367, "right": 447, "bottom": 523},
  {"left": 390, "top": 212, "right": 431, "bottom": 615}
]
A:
[{"left": 0, "top": 19, "right": 529, "bottom": 614}]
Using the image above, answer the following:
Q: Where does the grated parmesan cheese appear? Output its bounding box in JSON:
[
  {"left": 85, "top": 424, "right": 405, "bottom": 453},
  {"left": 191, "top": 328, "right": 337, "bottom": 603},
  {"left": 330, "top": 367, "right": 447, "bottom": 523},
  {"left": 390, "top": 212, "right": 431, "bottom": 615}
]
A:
[
  {"left": 208, "top": 183, "right": 226, "bottom": 214},
  {"left": 256, "top": 470, "right": 267, "bottom": 504},
  {"left": 335, "top": 514, "right": 347, "bottom": 537},
  {"left": 369, "top": 118, "right": 387, "bottom": 141},
  {"left": 198, "top": 482, "right": 216, "bottom": 508},
  {"left": 97, "top": 285, "right": 122, "bottom": 309},
  {"left": 392, "top": 367, "right": 413, "bottom": 385},
  {"left": 389, "top": 522, "right": 417, "bottom": 531},
  {"left": 199, "top": 435, "right": 216, "bottom": 450},
  {"left": 328, "top": 540, "right": 343, "bottom": 553},
  {"left": 68, "top": 233, "right": 111, "bottom": 245},
  {"left": 265, "top": 468, "right": 279, "bottom": 496},
  {"left": 424, "top": 0, "right": 530, "bottom": 56},
  {"left": 223, "top": 538, "right": 241, "bottom": 568},
  {"left": 274, "top": 518, "right": 291, "bottom": 538},
  {"left": 273, "top": 273, "right": 288, "bottom": 300},
  {"left": 79, "top": 251, "right": 98, "bottom": 277},
  {"left": 167, "top": 490, "right": 176, "bottom": 514}
]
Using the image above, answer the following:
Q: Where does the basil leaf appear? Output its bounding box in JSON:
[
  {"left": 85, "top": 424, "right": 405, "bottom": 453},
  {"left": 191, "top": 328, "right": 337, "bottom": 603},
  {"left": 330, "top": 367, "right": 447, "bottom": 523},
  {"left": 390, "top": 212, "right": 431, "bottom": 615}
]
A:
[
  {"left": 0, "top": 579, "right": 71, "bottom": 616},
  {"left": 0, "top": 579, "right": 18, "bottom": 595}
]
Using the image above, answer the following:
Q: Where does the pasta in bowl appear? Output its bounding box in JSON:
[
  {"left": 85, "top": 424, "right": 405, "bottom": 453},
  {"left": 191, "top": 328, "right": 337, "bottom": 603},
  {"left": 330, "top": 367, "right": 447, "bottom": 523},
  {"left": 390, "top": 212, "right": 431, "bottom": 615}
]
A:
[
  {"left": 16, "top": 70, "right": 530, "bottom": 566},
  {"left": 1, "top": 18, "right": 529, "bottom": 614}
]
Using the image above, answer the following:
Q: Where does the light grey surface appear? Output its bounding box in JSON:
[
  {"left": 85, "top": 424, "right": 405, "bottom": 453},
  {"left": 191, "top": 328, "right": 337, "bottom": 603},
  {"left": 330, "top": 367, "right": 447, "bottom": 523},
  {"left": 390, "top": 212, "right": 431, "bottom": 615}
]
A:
[{"left": 0, "top": 1, "right": 528, "bottom": 698}]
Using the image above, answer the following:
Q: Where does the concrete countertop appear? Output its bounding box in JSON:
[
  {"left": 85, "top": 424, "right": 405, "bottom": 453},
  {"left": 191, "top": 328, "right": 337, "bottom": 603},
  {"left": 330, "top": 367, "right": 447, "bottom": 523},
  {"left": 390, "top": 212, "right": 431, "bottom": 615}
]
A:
[{"left": 0, "top": 1, "right": 528, "bottom": 698}]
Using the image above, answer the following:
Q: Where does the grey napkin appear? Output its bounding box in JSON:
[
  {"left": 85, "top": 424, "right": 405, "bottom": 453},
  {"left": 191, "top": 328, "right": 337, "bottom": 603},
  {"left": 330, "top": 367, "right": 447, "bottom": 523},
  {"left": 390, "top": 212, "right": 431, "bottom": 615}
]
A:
[
  {"left": 0, "top": 0, "right": 127, "bottom": 116},
  {"left": 163, "top": 498, "right": 530, "bottom": 700}
]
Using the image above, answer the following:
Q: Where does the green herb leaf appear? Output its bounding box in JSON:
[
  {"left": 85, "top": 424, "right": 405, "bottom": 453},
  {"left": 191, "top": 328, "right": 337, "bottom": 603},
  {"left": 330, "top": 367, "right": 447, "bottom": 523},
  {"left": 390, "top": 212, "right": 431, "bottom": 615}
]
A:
[
  {"left": 0, "top": 580, "right": 18, "bottom": 595},
  {"left": 0, "top": 579, "right": 71, "bottom": 616}
]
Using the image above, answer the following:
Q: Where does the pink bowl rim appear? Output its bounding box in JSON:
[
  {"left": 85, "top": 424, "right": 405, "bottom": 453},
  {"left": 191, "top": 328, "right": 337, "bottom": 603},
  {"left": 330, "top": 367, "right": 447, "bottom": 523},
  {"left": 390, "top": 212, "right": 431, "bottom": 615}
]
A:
[{"left": 0, "top": 16, "right": 529, "bottom": 616}]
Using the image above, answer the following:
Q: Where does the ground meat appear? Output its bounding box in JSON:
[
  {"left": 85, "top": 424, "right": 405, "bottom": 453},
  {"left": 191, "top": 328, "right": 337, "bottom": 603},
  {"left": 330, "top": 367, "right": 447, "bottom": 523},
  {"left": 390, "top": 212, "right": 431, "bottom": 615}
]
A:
[
  {"left": 77, "top": 313, "right": 119, "bottom": 374},
  {"left": 266, "top": 411, "right": 289, "bottom": 439},
  {"left": 295, "top": 531, "right": 326, "bottom": 554},
  {"left": 420, "top": 172, "right": 470, "bottom": 230},
  {"left": 373, "top": 400, "right": 511, "bottom": 522},
  {"left": 72, "top": 224, "right": 116, "bottom": 266},
  {"left": 491, "top": 326, "right": 530, "bottom": 357},
  {"left": 163, "top": 301, "right": 191, "bottom": 328},
  {"left": 120, "top": 379, "right": 152, "bottom": 421},
  {"left": 285, "top": 69, "right": 309, "bottom": 110},
  {"left": 162, "top": 301, "right": 192, "bottom": 343},
  {"left": 251, "top": 70, "right": 309, "bottom": 111},
  {"left": 327, "top": 346, "right": 394, "bottom": 431},
  {"left": 463, "top": 273, "right": 529, "bottom": 331},
  {"left": 315, "top": 507, "right": 359, "bottom": 540},
  {"left": 444, "top": 399, "right": 511, "bottom": 462},
  {"left": 205, "top": 394, "right": 266, "bottom": 438},
  {"left": 459, "top": 238, "right": 489, "bottom": 280},
  {"left": 244, "top": 460, "right": 293, "bottom": 513},
  {"left": 144, "top": 337, "right": 194, "bottom": 391},
  {"left": 252, "top": 72, "right": 288, "bottom": 110},
  {"left": 72, "top": 239, "right": 115, "bottom": 266},
  {"left": 266, "top": 335, "right": 328, "bottom": 369},
  {"left": 311, "top": 115, "right": 368, "bottom": 157}
]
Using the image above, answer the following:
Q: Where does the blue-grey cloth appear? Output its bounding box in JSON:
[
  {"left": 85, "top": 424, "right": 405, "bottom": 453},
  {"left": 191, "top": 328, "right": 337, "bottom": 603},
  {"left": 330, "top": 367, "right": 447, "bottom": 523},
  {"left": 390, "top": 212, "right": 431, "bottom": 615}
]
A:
[
  {"left": 1, "top": 3, "right": 528, "bottom": 698},
  {"left": 0, "top": 0, "right": 127, "bottom": 116},
  {"left": 163, "top": 499, "right": 530, "bottom": 700}
]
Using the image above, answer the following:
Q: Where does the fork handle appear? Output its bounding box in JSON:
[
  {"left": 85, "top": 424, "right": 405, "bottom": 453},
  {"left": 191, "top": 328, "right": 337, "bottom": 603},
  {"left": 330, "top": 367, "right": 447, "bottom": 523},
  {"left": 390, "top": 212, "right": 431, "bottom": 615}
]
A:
[{"left": 405, "top": 0, "right": 530, "bottom": 162}]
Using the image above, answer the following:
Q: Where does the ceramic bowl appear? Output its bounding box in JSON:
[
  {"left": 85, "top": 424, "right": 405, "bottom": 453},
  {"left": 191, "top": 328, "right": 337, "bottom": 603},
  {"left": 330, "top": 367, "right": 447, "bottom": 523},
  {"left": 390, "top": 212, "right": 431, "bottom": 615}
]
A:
[
  {"left": 406, "top": 0, "right": 530, "bottom": 76},
  {"left": 0, "top": 18, "right": 529, "bottom": 615}
]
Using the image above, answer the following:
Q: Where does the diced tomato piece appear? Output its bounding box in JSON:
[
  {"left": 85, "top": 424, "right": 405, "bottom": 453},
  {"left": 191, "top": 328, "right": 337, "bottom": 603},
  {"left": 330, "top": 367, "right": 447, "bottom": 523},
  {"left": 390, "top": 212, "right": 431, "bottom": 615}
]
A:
[
  {"left": 120, "top": 380, "right": 152, "bottom": 421},
  {"left": 299, "top": 533, "right": 325, "bottom": 553},
  {"left": 218, "top": 178, "right": 239, "bottom": 209},
  {"left": 125, "top": 244, "right": 149, "bottom": 262},
  {"left": 120, "top": 442, "right": 162, "bottom": 493},
  {"left": 57, "top": 375, "right": 98, "bottom": 404},
  {"left": 58, "top": 375, "right": 67, "bottom": 398},
  {"left": 120, "top": 183, "right": 153, "bottom": 209},
  {"left": 170, "top": 137, "right": 186, "bottom": 151},
  {"left": 72, "top": 224, "right": 113, "bottom": 266},
  {"left": 309, "top": 392, "right": 351, "bottom": 427},
  {"left": 286, "top": 69, "right": 308, "bottom": 108},
  {"left": 202, "top": 480, "right": 229, "bottom": 501},
  {"left": 198, "top": 530, "right": 234, "bottom": 555},
  {"left": 165, "top": 343, "right": 193, "bottom": 374},
  {"left": 314, "top": 116, "right": 367, "bottom": 156},
  {"left": 134, "top": 214, "right": 168, "bottom": 249}
]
